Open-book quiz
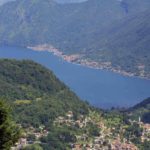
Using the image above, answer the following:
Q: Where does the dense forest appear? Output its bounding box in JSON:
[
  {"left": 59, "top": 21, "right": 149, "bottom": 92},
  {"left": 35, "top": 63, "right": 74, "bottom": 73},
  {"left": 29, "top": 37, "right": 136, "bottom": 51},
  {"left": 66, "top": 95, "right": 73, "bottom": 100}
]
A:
[
  {"left": 0, "top": 59, "right": 90, "bottom": 128},
  {"left": 0, "top": 59, "right": 149, "bottom": 150}
]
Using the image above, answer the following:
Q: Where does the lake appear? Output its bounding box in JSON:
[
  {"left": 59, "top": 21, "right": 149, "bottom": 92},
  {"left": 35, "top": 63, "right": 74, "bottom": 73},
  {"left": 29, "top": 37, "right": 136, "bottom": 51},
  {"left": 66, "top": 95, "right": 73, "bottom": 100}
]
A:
[{"left": 0, "top": 46, "right": 150, "bottom": 108}]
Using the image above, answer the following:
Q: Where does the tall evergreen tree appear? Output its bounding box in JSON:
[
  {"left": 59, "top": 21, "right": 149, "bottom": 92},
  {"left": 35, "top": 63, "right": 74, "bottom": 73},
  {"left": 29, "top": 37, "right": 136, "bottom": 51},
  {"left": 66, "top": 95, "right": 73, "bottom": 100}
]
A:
[{"left": 0, "top": 100, "right": 21, "bottom": 150}]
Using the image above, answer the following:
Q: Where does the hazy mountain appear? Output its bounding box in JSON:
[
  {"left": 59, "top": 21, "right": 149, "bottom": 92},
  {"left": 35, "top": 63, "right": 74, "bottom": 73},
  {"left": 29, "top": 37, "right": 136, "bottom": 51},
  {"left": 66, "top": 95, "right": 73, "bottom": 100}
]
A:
[
  {"left": 0, "top": 0, "right": 15, "bottom": 5},
  {"left": 0, "top": 0, "right": 149, "bottom": 78},
  {"left": 0, "top": 0, "right": 87, "bottom": 5},
  {"left": 86, "top": 9, "right": 150, "bottom": 77},
  {"left": 55, "top": 0, "right": 87, "bottom": 3}
]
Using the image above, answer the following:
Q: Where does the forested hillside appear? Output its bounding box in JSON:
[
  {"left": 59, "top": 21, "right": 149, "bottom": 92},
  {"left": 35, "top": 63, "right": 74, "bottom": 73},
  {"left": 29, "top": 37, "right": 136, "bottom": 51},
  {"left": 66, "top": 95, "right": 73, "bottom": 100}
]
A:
[
  {"left": 0, "top": 59, "right": 149, "bottom": 149},
  {"left": 0, "top": 0, "right": 149, "bottom": 78},
  {"left": 0, "top": 59, "right": 90, "bottom": 127}
]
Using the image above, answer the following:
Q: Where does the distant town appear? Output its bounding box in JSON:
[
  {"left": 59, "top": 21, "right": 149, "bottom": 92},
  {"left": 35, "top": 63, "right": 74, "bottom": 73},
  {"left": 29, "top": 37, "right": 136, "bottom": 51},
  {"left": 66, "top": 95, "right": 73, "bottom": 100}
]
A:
[
  {"left": 28, "top": 44, "right": 148, "bottom": 80},
  {"left": 12, "top": 110, "right": 150, "bottom": 150}
]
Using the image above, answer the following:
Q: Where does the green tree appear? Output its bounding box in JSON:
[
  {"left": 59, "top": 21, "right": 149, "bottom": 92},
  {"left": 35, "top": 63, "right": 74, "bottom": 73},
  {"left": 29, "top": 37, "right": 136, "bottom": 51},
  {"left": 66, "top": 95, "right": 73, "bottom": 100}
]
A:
[
  {"left": 139, "top": 140, "right": 150, "bottom": 150},
  {"left": 88, "top": 123, "right": 100, "bottom": 136},
  {"left": 0, "top": 100, "right": 21, "bottom": 150}
]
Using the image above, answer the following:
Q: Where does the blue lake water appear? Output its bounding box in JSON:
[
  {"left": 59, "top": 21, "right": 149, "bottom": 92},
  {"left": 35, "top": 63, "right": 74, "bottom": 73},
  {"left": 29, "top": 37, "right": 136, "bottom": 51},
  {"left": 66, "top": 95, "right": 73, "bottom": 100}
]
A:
[{"left": 0, "top": 46, "right": 150, "bottom": 108}]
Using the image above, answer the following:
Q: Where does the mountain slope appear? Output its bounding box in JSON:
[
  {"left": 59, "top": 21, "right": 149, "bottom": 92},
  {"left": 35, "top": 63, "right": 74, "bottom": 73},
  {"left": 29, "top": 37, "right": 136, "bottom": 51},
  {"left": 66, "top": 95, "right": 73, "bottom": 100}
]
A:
[
  {"left": 0, "top": 0, "right": 127, "bottom": 46},
  {"left": 86, "top": 9, "right": 150, "bottom": 77},
  {"left": 127, "top": 98, "right": 150, "bottom": 123},
  {"left": 0, "top": 0, "right": 150, "bottom": 78},
  {"left": 0, "top": 59, "right": 90, "bottom": 127}
]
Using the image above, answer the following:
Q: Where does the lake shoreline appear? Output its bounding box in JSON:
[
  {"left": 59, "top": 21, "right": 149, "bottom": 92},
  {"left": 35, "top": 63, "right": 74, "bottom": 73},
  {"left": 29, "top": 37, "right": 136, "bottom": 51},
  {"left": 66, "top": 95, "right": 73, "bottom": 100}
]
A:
[
  {"left": 28, "top": 44, "right": 150, "bottom": 80},
  {"left": 1, "top": 45, "right": 150, "bottom": 108}
]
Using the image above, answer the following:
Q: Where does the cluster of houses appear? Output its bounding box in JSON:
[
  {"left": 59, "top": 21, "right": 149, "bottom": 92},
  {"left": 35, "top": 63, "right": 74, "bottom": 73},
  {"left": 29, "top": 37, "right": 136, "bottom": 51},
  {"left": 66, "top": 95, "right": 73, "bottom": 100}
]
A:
[
  {"left": 11, "top": 111, "right": 149, "bottom": 150},
  {"left": 29, "top": 44, "right": 81, "bottom": 63},
  {"left": 54, "top": 111, "right": 91, "bottom": 128},
  {"left": 111, "top": 140, "right": 138, "bottom": 150},
  {"left": 71, "top": 136, "right": 138, "bottom": 150},
  {"left": 139, "top": 122, "right": 150, "bottom": 142},
  {"left": 54, "top": 111, "right": 143, "bottom": 150},
  {"left": 11, "top": 125, "right": 49, "bottom": 150}
]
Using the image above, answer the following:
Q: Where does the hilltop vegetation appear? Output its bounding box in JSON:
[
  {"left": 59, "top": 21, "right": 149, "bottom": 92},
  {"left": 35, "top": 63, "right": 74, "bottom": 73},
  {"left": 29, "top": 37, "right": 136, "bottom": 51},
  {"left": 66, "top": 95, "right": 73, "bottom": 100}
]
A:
[
  {"left": 0, "top": 59, "right": 90, "bottom": 128},
  {"left": 0, "top": 0, "right": 149, "bottom": 78}
]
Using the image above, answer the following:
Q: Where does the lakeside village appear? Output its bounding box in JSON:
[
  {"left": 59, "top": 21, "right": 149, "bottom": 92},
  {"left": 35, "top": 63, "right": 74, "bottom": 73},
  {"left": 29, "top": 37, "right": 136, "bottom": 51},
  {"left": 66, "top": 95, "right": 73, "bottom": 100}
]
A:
[
  {"left": 28, "top": 44, "right": 149, "bottom": 79},
  {"left": 12, "top": 110, "right": 150, "bottom": 150}
]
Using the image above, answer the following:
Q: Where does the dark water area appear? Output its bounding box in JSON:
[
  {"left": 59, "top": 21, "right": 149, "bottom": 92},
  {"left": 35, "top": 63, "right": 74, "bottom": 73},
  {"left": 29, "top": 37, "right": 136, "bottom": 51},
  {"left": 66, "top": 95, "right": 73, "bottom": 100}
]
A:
[{"left": 0, "top": 46, "right": 150, "bottom": 108}]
